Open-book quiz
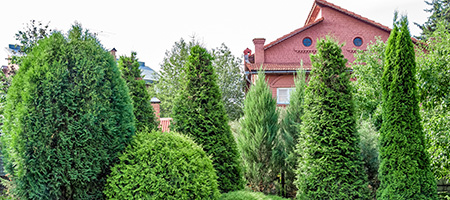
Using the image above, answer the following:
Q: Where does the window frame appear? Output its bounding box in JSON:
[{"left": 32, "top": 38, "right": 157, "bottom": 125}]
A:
[{"left": 277, "top": 88, "right": 295, "bottom": 104}]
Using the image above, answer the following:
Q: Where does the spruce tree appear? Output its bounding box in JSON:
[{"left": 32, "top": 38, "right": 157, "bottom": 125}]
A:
[
  {"left": 239, "top": 70, "right": 279, "bottom": 193},
  {"left": 276, "top": 69, "right": 306, "bottom": 197},
  {"left": 172, "top": 45, "right": 244, "bottom": 193},
  {"left": 295, "top": 36, "right": 368, "bottom": 199},
  {"left": 377, "top": 16, "right": 437, "bottom": 200},
  {"left": 118, "top": 52, "right": 158, "bottom": 132},
  {"left": 1, "top": 24, "right": 135, "bottom": 199}
]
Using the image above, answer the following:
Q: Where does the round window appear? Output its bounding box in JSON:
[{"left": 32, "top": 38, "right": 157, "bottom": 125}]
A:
[
  {"left": 303, "top": 37, "right": 312, "bottom": 47},
  {"left": 353, "top": 37, "right": 363, "bottom": 47}
]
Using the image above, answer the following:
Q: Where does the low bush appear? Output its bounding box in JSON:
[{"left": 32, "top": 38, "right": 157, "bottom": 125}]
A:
[
  {"left": 219, "top": 190, "right": 289, "bottom": 200},
  {"left": 104, "top": 130, "right": 219, "bottom": 200}
]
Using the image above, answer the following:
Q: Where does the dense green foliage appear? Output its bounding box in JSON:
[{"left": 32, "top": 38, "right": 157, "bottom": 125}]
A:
[
  {"left": 211, "top": 43, "right": 245, "bottom": 120},
  {"left": 220, "top": 190, "right": 289, "bottom": 200},
  {"left": 377, "top": 17, "right": 437, "bottom": 199},
  {"left": 239, "top": 70, "right": 279, "bottom": 194},
  {"left": 152, "top": 38, "right": 244, "bottom": 119},
  {"left": 416, "top": 0, "right": 450, "bottom": 38},
  {"left": 295, "top": 37, "right": 368, "bottom": 199},
  {"left": 172, "top": 45, "right": 244, "bottom": 193},
  {"left": 104, "top": 130, "right": 219, "bottom": 200},
  {"left": 1, "top": 25, "right": 135, "bottom": 199},
  {"left": 357, "top": 118, "right": 380, "bottom": 198},
  {"left": 118, "top": 52, "right": 158, "bottom": 132},
  {"left": 276, "top": 69, "right": 306, "bottom": 197}
]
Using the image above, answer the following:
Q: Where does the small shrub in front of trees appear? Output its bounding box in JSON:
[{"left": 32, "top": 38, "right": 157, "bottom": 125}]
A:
[{"left": 104, "top": 130, "right": 219, "bottom": 200}]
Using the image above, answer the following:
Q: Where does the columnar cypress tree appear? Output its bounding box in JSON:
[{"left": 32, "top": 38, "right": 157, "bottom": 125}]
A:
[
  {"left": 1, "top": 24, "right": 135, "bottom": 199},
  {"left": 377, "top": 16, "right": 437, "bottom": 200},
  {"left": 172, "top": 45, "right": 244, "bottom": 193},
  {"left": 276, "top": 69, "right": 307, "bottom": 197},
  {"left": 118, "top": 52, "right": 158, "bottom": 132},
  {"left": 239, "top": 70, "right": 279, "bottom": 193},
  {"left": 295, "top": 37, "right": 368, "bottom": 199}
]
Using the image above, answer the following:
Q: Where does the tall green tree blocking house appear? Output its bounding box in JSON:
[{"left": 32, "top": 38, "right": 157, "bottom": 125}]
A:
[
  {"left": 118, "top": 52, "right": 158, "bottom": 132},
  {"left": 276, "top": 69, "right": 306, "bottom": 197},
  {"left": 295, "top": 37, "right": 368, "bottom": 200},
  {"left": 239, "top": 70, "right": 279, "bottom": 194},
  {"left": 1, "top": 25, "right": 135, "bottom": 199},
  {"left": 377, "top": 16, "right": 437, "bottom": 200},
  {"left": 172, "top": 45, "right": 244, "bottom": 193}
]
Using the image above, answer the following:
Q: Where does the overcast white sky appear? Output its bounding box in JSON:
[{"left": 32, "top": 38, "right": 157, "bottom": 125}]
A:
[{"left": 1, "top": 0, "right": 429, "bottom": 71}]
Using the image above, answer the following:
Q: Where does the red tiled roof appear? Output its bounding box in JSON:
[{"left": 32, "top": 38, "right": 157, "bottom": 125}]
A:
[
  {"left": 246, "top": 63, "right": 312, "bottom": 71},
  {"left": 264, "top": 18, "right": 324, "bottom": 50},
  {"left": 314, "top": 0, "right": 391, "bottom": 32}
]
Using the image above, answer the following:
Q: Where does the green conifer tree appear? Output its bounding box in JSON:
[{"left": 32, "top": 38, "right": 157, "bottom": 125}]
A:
[
  {"left": 295, "top": 36, "right": 368, "bottom": 199},
  {"left": 172, "top": 45, "right": 244, "bottom": 193},
  {"left": 377, "top": 16, "right": 437, "bottom": 200},
  {"left": 118, "top": 52, "right": 158, "bottom": 132},
  {"left": 239, "top": 70, "right": 279, "bottom": 194},
  {"left": 1, "top": 24, "right": 135, "bottom": 199},
  {"left": 276, "top": 68, "right": 307, "bottom": 197}
]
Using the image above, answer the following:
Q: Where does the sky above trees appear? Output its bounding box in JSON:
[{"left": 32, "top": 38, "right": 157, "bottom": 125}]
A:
[{"left": 1, "top": 0, "right": 428, "bottom": 71}]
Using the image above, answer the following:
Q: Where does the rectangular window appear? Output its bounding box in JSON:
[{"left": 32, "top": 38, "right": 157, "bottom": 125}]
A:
[{"left": 277, "top": 88, "right": 295, "bottom": 104}]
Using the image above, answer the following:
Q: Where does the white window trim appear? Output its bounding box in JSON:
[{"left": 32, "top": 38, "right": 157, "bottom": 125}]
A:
[{"left": 277, "top": 88, "right": 295, "bottom": 104}]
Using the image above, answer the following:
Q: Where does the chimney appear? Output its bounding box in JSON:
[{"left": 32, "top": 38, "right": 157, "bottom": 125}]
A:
[
  {"left": 150, "top": 97, "right": 161, "bottom": 120},
  {"left": 110, "top": 48, "right": 117, "bottom": 60},
  {"left": 253, "top": 38, "right": 265, "bottom": 64}
]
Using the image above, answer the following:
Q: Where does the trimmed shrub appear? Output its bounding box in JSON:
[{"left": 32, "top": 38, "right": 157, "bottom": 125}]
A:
[
  {"left": 104, "top": 130, "right": 219, "bottom": 200},
  {"left": 377, "top": 16, "right": 437, "bottom": 200},
  {"left": 118, "top": 52, "right": 158, "bottom": 132},
  {"left": 220, "top": 190, "right": 289, "bottom": 200},
  {"left": 239, "top": 70, "right": 279, "bottom": 194},
  {"left": 295, "top": 36, "right": 369, "bottom": 199},
  {"left": 0, "top": 24, "right": 135, "bottom": 199}
]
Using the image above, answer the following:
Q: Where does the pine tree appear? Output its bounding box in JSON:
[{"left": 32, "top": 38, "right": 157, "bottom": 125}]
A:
[
  {"left": 416, "top": 0, "right": 450, "bottom": 38},
  {"left": 172, "top": 45, "right": 244, "bottom": 193},
  {"left": 276, "top": 69, "right": 306, "bottom": 197},
  {"left": 295, "top": 36, "right": 368, "bottom": 199},
  {"left": 239, "top": 70, "right": 279, "bottom": 194},
  {"left": 1, "top": 24, "right": 135, "bottom": 199},
  {"left": 118, "top": 52, "right": 158, "bottom": 132},
  {"left": 377, "top": 16, "right": 437, "bottom": 200}
]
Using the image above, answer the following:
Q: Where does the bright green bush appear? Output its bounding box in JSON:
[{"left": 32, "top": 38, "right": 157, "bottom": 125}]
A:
[
  {"left": 219, "top": 190, "right": 289, "bottom": 200},
  {"left": 377, "top": 16, "right": 437, "bottom": 200},
  {"left": 104, "top": 130, "right": 219, "bottom": 200},
  {"left": 295, "top": 36, "right": 369, "bottom": 199},
  {"left": 1, "top": 24, "right": 135, "bottom": 199},
  {"left": 172, "top": 45, "right": 244, "bottom": 193},
  {"left": 118, "top": 52, "right": 158, "bottom": 132}
]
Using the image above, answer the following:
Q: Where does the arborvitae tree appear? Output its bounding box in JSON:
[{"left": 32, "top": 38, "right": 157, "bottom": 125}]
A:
[
  {"left": 172, "top": 45, "right": 244, "bottom": 193},
  {"left": 118, "top": 52, "right": 158, "bottom": 132},
  {"left": 295, "top": 36, "right": 368, "bottom": 199},
  {"left": 275, "top": 69, "right": 306, "bottom": 197},
  {"left": 239, "top": 70, "right": 279, "bottom": 194},
  {"left": 1, "top": 24, "right": 135, "bottom": 199},
  {"left": 377, "top": 16, "right": 437, "bottom": 200}
]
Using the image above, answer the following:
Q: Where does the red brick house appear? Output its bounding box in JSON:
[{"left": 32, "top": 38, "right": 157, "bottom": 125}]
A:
[{"left": 244, "top": 0, "right": 392, "bottom": 106}]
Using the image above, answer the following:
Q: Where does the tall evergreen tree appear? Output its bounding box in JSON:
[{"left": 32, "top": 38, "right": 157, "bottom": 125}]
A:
[
  {"left": 118, "top": 52, "right": 158, "bottom": 132},
  {"left": 239, "top": 70, "right": 279, "bottom": 194},
  {"left": 377, "top": 16, "right": 437, "bottom": 200},
  {"left": 1, "top": 24, "right": 135, "bottom": 199},
  {"left": 416, "top": 0, "right": 450, "bottom": 38},
  {"left": 172, "top": 45, "right": 244, "bottom": 193},
  {"left": 295, "top": 36, "right": 368, "bottom": 199},
  {"left": 276, "top": 69, "right": 307, "bottom": 197}
]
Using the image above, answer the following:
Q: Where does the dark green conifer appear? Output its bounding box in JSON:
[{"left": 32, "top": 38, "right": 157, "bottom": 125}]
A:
[
  {"left": 295, "top": 36, "right": 368, "bottom": 199},
  {"left": 239, "top": 70, "right": 279, "bottom": 193},
  {"left": 172, "top": 45, "right": 244, "bottom": 193},
  {"left": 118, "top": 52, "right": 158, "bottom": 132},
  {"left": 1, "top": 24, "right": 135, "bottom": 199},
  {"left": 377, "top": 16, "right": 437, "bottom": 200}
]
